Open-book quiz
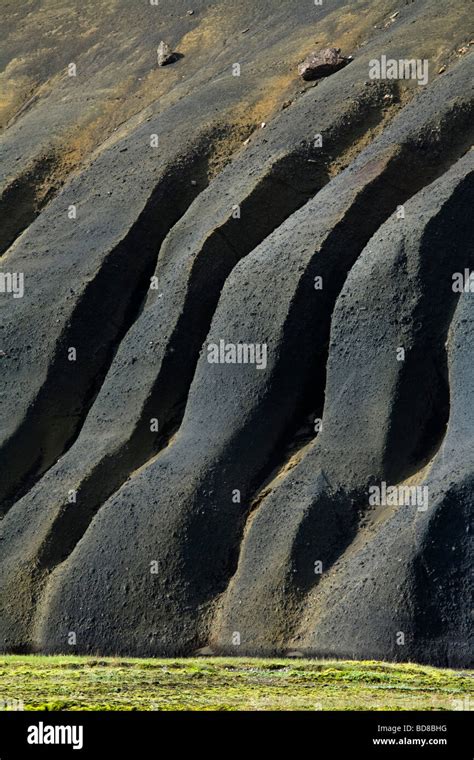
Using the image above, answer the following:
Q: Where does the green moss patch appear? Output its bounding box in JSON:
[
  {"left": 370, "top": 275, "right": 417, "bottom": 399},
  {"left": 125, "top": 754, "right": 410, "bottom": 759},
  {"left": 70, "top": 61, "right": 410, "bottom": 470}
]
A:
[{"left": 0, "top": 656, "right": 471, "bottom": 711}]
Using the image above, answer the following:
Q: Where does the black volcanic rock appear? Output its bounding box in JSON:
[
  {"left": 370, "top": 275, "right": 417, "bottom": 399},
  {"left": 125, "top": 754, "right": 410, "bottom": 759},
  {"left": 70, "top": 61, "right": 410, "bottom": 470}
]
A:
[
  {"left": 0, "top": 0, "right": 473, "bottom": 666},
  {"left": 214, "top": 151, "right": 474, "bottom": 663}
]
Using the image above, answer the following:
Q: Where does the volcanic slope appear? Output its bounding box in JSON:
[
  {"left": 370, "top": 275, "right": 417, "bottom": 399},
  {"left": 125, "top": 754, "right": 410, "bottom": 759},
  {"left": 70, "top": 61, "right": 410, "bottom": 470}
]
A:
[{"left": 0, "top": 0, "right": 472, "bottom": 665}]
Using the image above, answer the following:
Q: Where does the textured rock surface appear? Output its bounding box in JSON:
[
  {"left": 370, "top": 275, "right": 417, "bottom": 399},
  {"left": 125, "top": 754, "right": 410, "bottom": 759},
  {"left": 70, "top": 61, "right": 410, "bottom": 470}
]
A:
[
  {"left": 298, "top": 48, "right": 351, "bottom": 81},
  {"left": 214, "top": 151, "right": 474, "bottom": 664},
  {"left": 0, "top": 0, "right": 472, "bottom": 665},
  {"left": 157, "top": 42, "right": 176, "bottom": 66}
]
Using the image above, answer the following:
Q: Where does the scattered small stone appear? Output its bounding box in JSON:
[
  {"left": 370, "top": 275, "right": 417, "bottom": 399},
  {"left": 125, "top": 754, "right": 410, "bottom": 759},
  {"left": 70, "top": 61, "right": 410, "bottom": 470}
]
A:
[
  {"left": 298, "top": 47, "right": 352, "bottom": 81},
  {"left": 157, "top": 41, "right": 177, "bottom": 67},
  {"left": 191, "top": 180, "right": 197, "bottom": 186},
  {"left": 241, "top": 28, "right": 250, "bottom": 34},
  {"left": 187, "top": 9, "right": 194, "bottom": 15},
  {"left": 387, "top": 11, "right": 400, "bottom": 23},
  {"left": 243, "top": 137, "right": 251, "bottom": 146},
  {"left": 0, "top": 350, "right": 6, "bottom": 358},
  {"left": 438, "top": 65, "right": 447, "bottom": 74},
  {"left": 260, "top": 121, "right": 266, "bottom": 128}
]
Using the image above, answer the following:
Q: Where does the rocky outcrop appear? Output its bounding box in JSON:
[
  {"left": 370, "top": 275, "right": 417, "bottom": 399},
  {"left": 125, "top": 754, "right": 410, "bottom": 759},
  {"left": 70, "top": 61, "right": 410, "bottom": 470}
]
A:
[{"left": 298, "top": 48, "right": 351, "bottom": 80}]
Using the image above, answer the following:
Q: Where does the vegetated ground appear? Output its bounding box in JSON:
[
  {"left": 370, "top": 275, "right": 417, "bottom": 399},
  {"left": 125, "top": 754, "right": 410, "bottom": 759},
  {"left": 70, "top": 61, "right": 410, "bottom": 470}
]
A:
[{"left": 0, "top": 657, "right": 472, "bottom": 711}]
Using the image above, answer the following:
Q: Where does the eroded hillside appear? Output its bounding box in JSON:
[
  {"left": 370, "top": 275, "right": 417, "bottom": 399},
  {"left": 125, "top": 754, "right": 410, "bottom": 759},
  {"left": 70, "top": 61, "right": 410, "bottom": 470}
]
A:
[{"left": 0, "top": 0, "right": 472, "bottom": 665}]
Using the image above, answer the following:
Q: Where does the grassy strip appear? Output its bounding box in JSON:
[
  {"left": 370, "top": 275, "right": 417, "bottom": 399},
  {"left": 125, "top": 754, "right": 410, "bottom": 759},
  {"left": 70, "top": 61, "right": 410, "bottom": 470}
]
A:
[{"left": 0, "top": 656, "right": 471, "bottom": 711}]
